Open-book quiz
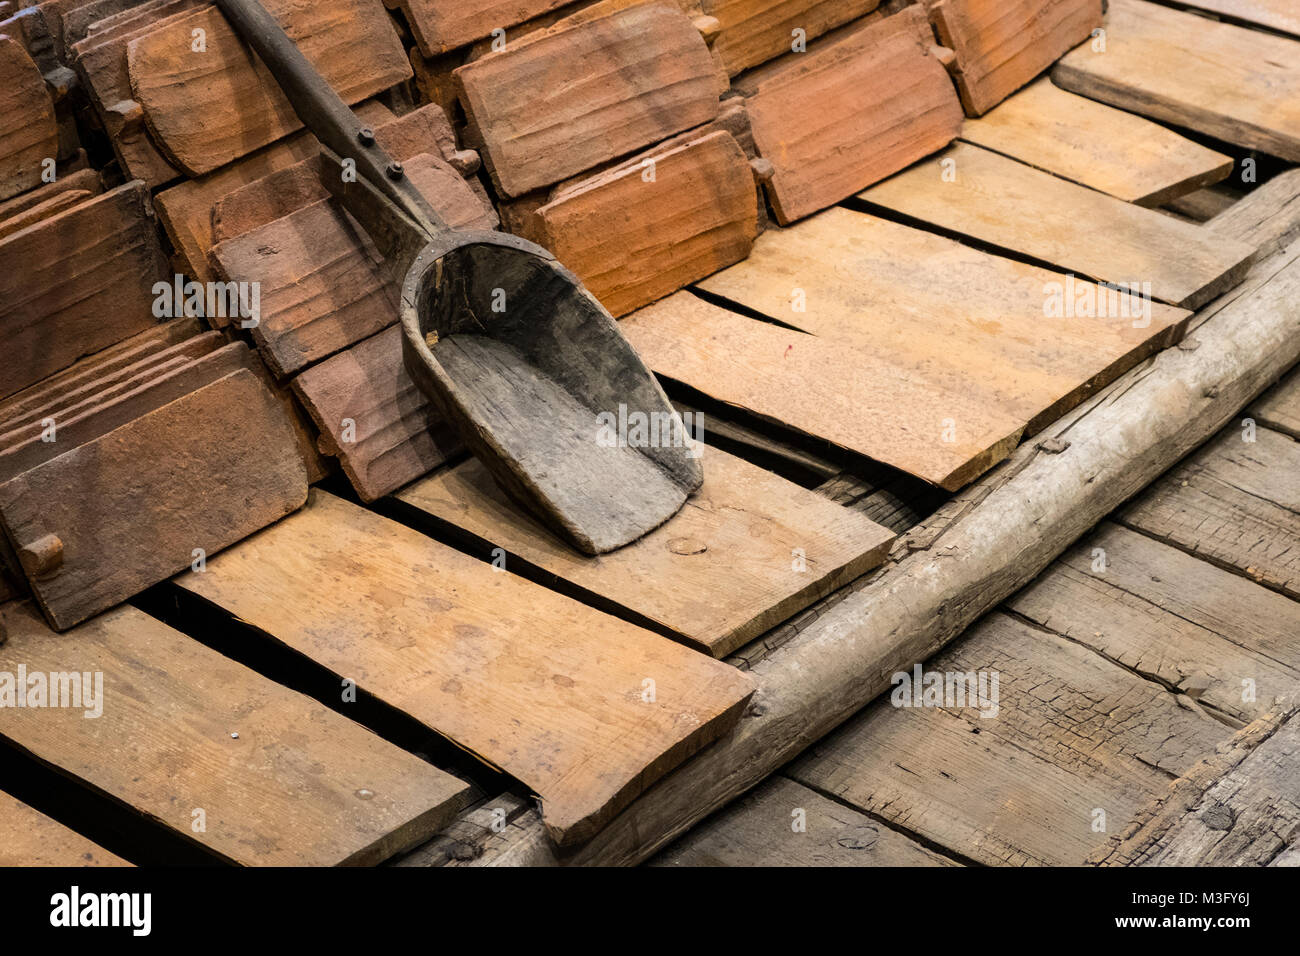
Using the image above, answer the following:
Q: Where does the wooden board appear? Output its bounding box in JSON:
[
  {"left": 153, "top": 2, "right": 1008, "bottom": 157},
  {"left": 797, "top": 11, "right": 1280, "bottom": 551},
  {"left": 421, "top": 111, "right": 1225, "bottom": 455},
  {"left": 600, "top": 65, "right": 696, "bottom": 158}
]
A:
[
  {"left": 1209, "top": 169, "right": 1300, "bottom": 258},
  {"left": 622, "top": 291, "right": 1026, "bottom": 490},
  {"left": 925, "top": 0, "right": 1102, "bottom": 116},
  {"left": 398, "top": 0, "right": 572, "bottom": 55},
  {"left": 789, "top": 610, "right": 1231, "bottom": 865},
  {"left": 0, "top": 368, "right": 308, "bottom": 630},
  {"left": 0, "top": 790, "right": 130, "bottom": 866},
  {"left": 152, "top": 99, "right": 393, "bottom": 286},
  {"left": 1120, "top": 422, "right": 1300, "bottom": 601},
  {"left": 127, "top": 0, "right": 410, "bottom": 176},
  {"left": 399, "top": 446, "right": 895, "bottom": 657},
  {"left": 0, "top": 181, "right": 167, "bottom": 401},
  {"left": 700, "top": 206, "right": 1192, "bottom": 436},
  {"left": 702, "top": 0, "right": 880, "bottom": 76},
  {"left": 0, "top": 34, "right": 59, "bottom": 201},
  {"left": 1053, "top": 0, "right": 1300, "bottom": 163},
  {"left": 0, "top": 164, "right": 99, "bottom": 222},
  {"left": 859, "top": 142, "right": 1255, "bottom": 309},
  {"left": 0, "top": 188, "right": 93, "bottom": 240},
  {"left": 211, "top": 152, "right": 494, "bottom": 377},
  {"left": 454, "top": 2, "right": 720, "bottom": 197},
  {"left": 0, "top": 600, "right": 469, "bottom": 865},
  {"left": 175, "top": 489, "right": 756, "bottom": 846},
  {"left": 532, "top": 130, "right": 756, "bottom": 316},
  {"left": 1179, "top": 0, "right": 1300, "bottom": 38},
  {"left": 959, "top": 78, "right": 1233, "bottom": 206},
  {"left": 1009, "top": 522, "right": 1300, "bottom": 724},
  {"left": 651, "top": 775, "right": 954, "bottom": 866},
  {"left": 737, "top": 7, "right": 962, "bottom": 225},
  {"left": 1251, "top": 365, "right": 1300, "bottom": 440},
  {"left": 291, "top": 325, "right": 460, "bottom": 502}
]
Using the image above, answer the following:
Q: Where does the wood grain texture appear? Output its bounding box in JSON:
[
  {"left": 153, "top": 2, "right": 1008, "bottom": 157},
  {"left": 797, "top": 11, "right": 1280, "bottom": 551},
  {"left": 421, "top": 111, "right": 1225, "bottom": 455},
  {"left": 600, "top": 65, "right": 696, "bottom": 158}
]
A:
[
  {"left": 398, "top": 446, "right": 895, "bottom": 657},
  {"left": 454, "top": 2, "right": 720, "bottom": 197},
  {"left": 0, "top": 181, "right": 167, "bottom": 401},
  {"left": 0, "top": 600, "right": 469, "bottom": 865},
  {"left": 739, "top": 7, "right": 963, "bottom": 225},
  {"left": 0, "top": 164, "right": 99, "bottom": 222},
  {"left": 152, "top": 99, "right": 393, "bottom": 286},
  {"left": 860, "top": 142, "right": 1255, "bottom": 309},
  {"left": 960, "top": 78, "right": 1233, "bottom": 206},
  {"left": 0, "top": 188, "right": 93, "bottom": 240},
  {"left": 1090, "top": 701, "right": 1300, "bottom": 866},
  {"left": 533, "top": 130, "right": 756, "bottom": 316},
  {"left": 0, "top": 368, "right": 308, "bottom": 630},
  {"left": 291, "top": 325, "right": 460, "bottom": 501},
  {"left": 0, "top": 789, "right": 130, "bottom": 866},
  {"left": 399, "top": 0, "right": 571, "bottom": 55},
  {"left": 1209, "top": 169, "right": 1300, "bottom": 259},
  {"left": 1252, "top": 366, "right": 1300, "bottom": 440},
  {"left": 700, "top": 206, "right": 1192, "bottom": 436},
  {"left": 1052, "top": 0, "right": 1300, "bottom": 162},
  {"left": 1009, "top": 522, "right": 1300, "bottom": 724},
  {"left": 1178, "top": 0, "right": 1300, "bottom": 37},
  {"left": 0, "top": 34, "right": 58, "bottom": 201},
  {"left": 622, "top": 291, "right": 1026, "bottom": 490},
  {"left": 176, "top": 489, "right": 755, "bottom": 846},
  {"left": 926, "top": 0, "right": 1102, "bottom": 116},
  {"left": 211, "top": 152, "right": 496, "bottom": 377},
  {"left": 651, "top": 775, "right": 954, "bottom": 866},
  {"left": 1119, "top": 421, "right": 1300, "bottom": 601},
  {"left": 701, "top": 0, "right": 881, "bottom": 75},
  {"left": 127, "top": 0, "right": 410, "bottom": 176},
  {"left": 789, "top": 610, "right": 1231, "bottom": 865}
]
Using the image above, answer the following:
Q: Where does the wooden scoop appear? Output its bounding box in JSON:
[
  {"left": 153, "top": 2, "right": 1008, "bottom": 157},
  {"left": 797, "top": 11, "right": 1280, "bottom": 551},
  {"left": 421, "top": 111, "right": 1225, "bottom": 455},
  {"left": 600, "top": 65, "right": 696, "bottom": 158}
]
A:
[{"left": 213, "top": 0, "right": 702, "bottom": 553}]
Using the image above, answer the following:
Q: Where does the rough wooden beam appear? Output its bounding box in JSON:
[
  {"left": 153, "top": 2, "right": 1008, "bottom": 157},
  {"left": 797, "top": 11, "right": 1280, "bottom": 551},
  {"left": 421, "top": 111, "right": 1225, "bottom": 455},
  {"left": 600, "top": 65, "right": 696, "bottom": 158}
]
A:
[{"left": 450, "top": 224, "right": 1300, "bottom": 865}]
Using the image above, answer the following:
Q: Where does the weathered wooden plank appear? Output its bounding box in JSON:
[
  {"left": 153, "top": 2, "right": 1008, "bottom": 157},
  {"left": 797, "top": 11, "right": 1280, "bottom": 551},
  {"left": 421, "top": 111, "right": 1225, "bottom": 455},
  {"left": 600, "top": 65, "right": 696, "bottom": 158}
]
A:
[
  {"left": 398, "top": 446, "right": 895, "bottom": 657},
  {"left": 0, "top": 600, "right": 469, "bottom": 865},
  {"left": 925, "top": 0, "right": 1101, "bottom": 116},
  {"left": 1091, "top": 701, "right": 1300, "bottom": 866},
  {"left": 702, "top": 0, "right": 880, "bottom": 76},
  {"left": 448, "top": 231, "right": 1300, "bottom": 868},
  {"left": 651, "top": 775, "right": 954, "bottom": 866},
  {"left": 1119, "top": 420, "right": 1300, "bottom": 600},
  {"left": 788, "top": 610, "right": 1231, "bottom": 865},
  {"left": 1053, "top": 0, "right": 1300, "bottom": 162},
  {"left": 0, "top": 180, "right": 167, "bottom": 401},
  {"left": 1209, "top": 168, "right": 1300, "bottom": 258},
  {"left": 859, "top": 142, "right": 1255, "bottom": 309},
  {"left": 0, "top": 367, "right": 308, "bottom": 630},
  {"left": 291, "top": 325, "right": 460, "bottom": 502},
  {"left": 211, "top": 152, "right": 494, "bottom": 377},
  {"left": 531, "top": 130, "right": 756, "bottom": 316},
  {"left": 152, "top": 99, "right": 393, "bottom": 285},
  {"left": 397, "top": 0, "right": 571, "bottom": 55},
  {"left": 127, "top": 0, "right": 410, "bottom": 176},
  {"left": 1009, "top": 522, "right": 1300, "bottom": 724},
  {"left": 175, "top": 489, "right": 755, "bottom": 846},
  {"left": 622, "top": 291, "right": 1026, "bottom": 490},
  {"left": 699, "top": 206, "right": 1192, "bottom": 436},
  {"left": 0, "top": 789, "right": 130, "bottom": 866},
  {"left": 737, "top": 7, "right": 962, "bottom": 225},
  {"left": 1165, "top": 0, "right": 1300, "bottom": 40},
  {"left": 959, "top": 78, "right": 1233, "bottom": 206},
  {"left": 0, "top": 188, "right": 94, "bottom": 240},
  {"left": 1251, "top": 366, "right": 1300, "bottom": 440},
  {"left": 454, "top": 2, "right": 720, "bottom": 197},
  {"left": 0, "top": 164, "right": 99, "bottom": 222},
  {"left": 0, "top": 34, "right": 58, "bottom": 201}
]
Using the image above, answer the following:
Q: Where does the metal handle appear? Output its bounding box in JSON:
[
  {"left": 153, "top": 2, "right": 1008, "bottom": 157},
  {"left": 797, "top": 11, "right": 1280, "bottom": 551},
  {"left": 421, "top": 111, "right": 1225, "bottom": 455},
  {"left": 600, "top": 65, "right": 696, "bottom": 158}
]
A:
[{"left": 211, "top": 0, "right": 450, "bottom": 247}]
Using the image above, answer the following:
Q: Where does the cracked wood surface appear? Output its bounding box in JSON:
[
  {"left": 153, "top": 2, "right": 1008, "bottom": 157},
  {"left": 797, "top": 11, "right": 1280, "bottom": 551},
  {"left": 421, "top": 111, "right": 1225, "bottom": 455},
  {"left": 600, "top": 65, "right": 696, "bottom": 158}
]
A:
[
  {"left": 788, "top": 611, "right": 1231, "bottom": 866},
  {"left": 1009, "top": 522, "right": 1300, "bottom": 725},
  {"left": 1119, "top": 422, "right": 1300, "bottom": 602},
  {"left": 175, "top": 489, "right": 756, "bottom": 847},
  {"left": 446, "top": 228, "right": 1300, "bottom": 866},
  {"left": 1090, "top": 700, "right": 1300, "bottom": 866}
]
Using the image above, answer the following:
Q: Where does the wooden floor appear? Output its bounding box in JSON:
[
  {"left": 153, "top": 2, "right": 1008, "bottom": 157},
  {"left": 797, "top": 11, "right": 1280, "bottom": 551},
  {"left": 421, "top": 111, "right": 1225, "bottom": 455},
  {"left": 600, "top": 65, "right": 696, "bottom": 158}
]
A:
[{"left": 654, "top": 368, "right": 1300, "bottom": 866}]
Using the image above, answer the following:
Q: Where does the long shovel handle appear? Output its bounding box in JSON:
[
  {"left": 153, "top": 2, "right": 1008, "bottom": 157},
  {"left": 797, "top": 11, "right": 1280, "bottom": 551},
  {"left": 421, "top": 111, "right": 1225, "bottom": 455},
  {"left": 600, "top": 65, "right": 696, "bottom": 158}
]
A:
[{"left": 211, "top": 0, "right": 449, "bottom": 244}]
